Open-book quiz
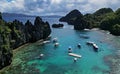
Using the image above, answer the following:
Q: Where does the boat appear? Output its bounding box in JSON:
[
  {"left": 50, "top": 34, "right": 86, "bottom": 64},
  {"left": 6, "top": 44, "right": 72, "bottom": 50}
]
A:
[
  {"left": 86, "top": 41, "right": 99, "bottom": 52},
  {"left": 86, "top": 41, "right": 94, "bottom": 45},
  {"left": 39, "top": 54, "right": 44, "bottom": 59},
  {"left": 68, "top": 53, "right": 82, "bottom": 58},
  {"left": 68, "top": 46, "right": 72, "bottom": 50},
  {"left": 68, "top": 46, "right": 72, "bottom": 53},
  {"left": 48, "top": 35, "right": 52, "bottom": 38},
  {"left": 54, "top": 43, "right": 59, "bottom": 47},
  {"left": 40, "top": 54, "right": 44, "bottom": 57},
  {"left": 43, "top": 40, "right": 50, "bottom": 44},
  {"left": 53, "top": 37, "right": 58, "bottom": 42},
  {"left": 73, "top": 58, "right": 78, "bottom": 62},
  {"left": 84, "top": 28, "right": 90, "bottom": 31},
  {"left": 93, "top": 44, "right": 98, "bottom": 52},
  {"left": 77, "top": 43, "right": 81, "bottom": 48},
  {"left": 93, "top": 44, "right": 98, "bottom": 49},
  {"left": 46, "top": 35, "right": 52, "bottom": 40}
]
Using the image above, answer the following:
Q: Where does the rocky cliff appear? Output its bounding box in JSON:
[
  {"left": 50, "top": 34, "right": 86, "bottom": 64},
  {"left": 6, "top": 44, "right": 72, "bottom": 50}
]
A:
[
  {"left": 0, "top": 14, "right": 51, "bottom": 69},
  {"left": 59, "top": 9, "right": 84, "bottom": 25},
  {"left": 59, "top": 9, "right": 87, "bottom": 30},
  {"left": 59, "top": 8, "right": 120, "bottom": 35}
]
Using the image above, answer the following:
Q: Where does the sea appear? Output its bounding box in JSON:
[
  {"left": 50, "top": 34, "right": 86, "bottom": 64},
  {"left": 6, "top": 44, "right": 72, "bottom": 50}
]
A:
[{"left": 0, "top": 15, "right": 120, "bottom": 74}]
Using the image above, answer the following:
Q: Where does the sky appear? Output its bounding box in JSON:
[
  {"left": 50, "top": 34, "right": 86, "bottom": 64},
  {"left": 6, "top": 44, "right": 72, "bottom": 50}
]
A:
[{"left": 0, "top": 0, "right": 120, "bottom": 16}]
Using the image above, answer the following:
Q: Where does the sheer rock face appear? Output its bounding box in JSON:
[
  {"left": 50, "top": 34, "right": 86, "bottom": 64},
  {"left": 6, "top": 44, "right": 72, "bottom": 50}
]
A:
[
  {"left": 59, "top": 8, "right": 116, "bottom": 31},
  {"left": 24, "top": 16, "right": 51, "bottom": 42},
  {"left": 0, "top": 16, "right": 51, "bottom": 69},
  {"left": 59, "top": 9, "right": 87, "bottom": 30},
  {"left": 34, "top": 16, "right": 51, "bottom": 40},
  {"left": 59, "top": 9, "right": 83, "bottom": 25}
]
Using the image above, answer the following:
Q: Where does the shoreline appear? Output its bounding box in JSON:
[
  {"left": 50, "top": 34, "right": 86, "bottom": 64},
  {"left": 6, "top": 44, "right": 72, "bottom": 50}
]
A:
[
  {"left": 0, "top": 43, "right": 31, "bottom": 72},
  {"left": 84, "top": 28, "right": 120, "bottom": 74},
  {"left": 13, "top": 43, "right": 30, "bottom": 52},
  {"left": 98, "top": 29, "right": 120, "bottom": 74},
  {"left": 0, "top": 29, "right": 119, "bottom": 73},
  {"left": 0, "top": 39, "right": 45, "bottom": 72}
]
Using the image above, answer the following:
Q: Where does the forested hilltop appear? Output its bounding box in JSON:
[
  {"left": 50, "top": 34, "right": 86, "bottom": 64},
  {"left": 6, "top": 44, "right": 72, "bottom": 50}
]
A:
[
  {"left": 60, "top": 8, "right": 120, "bottom": 36},
  {"left": 0, "top": 12, "right": 51, "bottom": 69}
]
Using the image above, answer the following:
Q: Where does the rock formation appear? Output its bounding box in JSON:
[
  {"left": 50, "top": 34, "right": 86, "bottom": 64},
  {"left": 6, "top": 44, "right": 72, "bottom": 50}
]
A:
[
  {"left": 52, "top": 23, "right": 64, "bottom": 28},
  {"left": 0, "top": 15, "right": 51, "bottom": 69},
  {"left": 59, "top": 8, "right": 120, "bottom": 35}
]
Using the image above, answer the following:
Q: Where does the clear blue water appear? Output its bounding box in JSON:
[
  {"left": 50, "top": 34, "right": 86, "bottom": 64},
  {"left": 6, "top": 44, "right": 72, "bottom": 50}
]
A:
[{"left": 0, "top": 16, "right": 117, "bottom": 74}]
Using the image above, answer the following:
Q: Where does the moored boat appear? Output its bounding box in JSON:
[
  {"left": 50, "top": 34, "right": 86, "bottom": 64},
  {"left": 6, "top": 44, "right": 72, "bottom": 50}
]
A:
[
  {"left": 53, "top": 37, "right": 58, "bottom": 43},
  {"left": 93, "top": 43, "right": 98, "bottom": 52},
  {"left": 68, "top": 53, "right": 82, "bottom": 58},
  {"left": 68, "top": 46, "right": 72, "bottom": 53},
  {"left": 86, "top": 41, "right": 94, "bottom": 45},
  {"left": 77, "top": 43, "right": 81, "bottom": 48},
  {"left": 54, "top": 43, "right": 59, "bottom": 47}
]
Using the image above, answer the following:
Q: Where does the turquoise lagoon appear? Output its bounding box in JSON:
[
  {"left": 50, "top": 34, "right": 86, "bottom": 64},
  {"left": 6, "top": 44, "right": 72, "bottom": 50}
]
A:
[{"left": 0, "top": 16, "right": 119, "bottom": 74}]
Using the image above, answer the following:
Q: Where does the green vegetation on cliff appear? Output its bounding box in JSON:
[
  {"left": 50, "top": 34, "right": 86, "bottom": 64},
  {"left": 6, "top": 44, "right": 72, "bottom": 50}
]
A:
[
  {"left": 100, "top": 8, "right": 120, "bottom": 35},
  {"left": 60, "top": 8, "right": 120, "bottom": 35},
  {"left": 59, "top": 9, "right": 84, "bottom": 25},
  {"left": 0, "top": 13, "right": 51, "bottom": 69},
  {"left": 0, "top": 19, "right": 13, "bottom": 69}
]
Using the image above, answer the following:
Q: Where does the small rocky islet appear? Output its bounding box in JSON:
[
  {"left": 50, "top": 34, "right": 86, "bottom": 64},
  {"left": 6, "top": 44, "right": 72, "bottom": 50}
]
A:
[
  {"left": 52, "top": 23, "right": 64, "bottom": 28},
  {"left": 0, "top": 12, "right": 51, "bottom": 69}
]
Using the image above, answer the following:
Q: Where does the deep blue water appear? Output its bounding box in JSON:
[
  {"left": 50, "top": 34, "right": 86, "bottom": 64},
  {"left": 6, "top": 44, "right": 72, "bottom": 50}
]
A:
[{"left": 0, "top": 16, "right": 118, "bottom": 74}]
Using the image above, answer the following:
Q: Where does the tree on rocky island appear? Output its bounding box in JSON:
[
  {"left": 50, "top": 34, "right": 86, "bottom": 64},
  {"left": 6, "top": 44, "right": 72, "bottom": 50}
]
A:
[{"left": 111, "top": 24, "right": 120, "bottom": 35}]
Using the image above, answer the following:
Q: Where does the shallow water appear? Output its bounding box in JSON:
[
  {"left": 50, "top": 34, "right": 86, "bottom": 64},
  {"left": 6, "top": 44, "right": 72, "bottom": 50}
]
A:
[{"left": 0, "top": 16, "right": 119, "bottom": 74}]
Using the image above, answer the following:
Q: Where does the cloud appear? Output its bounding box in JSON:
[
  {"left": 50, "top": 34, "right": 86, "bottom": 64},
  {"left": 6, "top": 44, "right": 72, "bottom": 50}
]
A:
[{"left": 0, "top": 0, "right": 120, "bottom": 16}]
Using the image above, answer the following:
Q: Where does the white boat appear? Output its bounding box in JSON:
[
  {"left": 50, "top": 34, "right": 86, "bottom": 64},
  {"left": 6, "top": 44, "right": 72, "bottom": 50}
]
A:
[
  {"left": 43, "top": 41, "right": 50, "bottom": 44},
  {"left": 39, "top": 53, "right": 44, "bottom": 59},
  {"left": 86, "top": 41, "right": 94, "bottom": 45},
  {"left": 53, "top": 37, "right": 58, "bottom": 42},
  {"left": 68, "top": 53, "right": 82, "bottom": 58},
  {"left": 73, "top": 58, "right": 78, "bottom": 62},
  {"left": 93, "top": 43, "right": 98, "bottom": 49},
  {"left": 54, "top": 43, "right": 59, "bottom": 47},
  {"left": 84, "top": 28, "right": 90, "bottom": 31},
  {"left": 77, "top": 43, "right": 81, "bottom": 48},
  {"left": 46, "top": 35, "right": 52, "bottom": 39},
  {"left": 40, "top": 54, "right": 44, "bottom": 57},
  {"left": 48, "top": 35, "right": 52, "bottom": 38},
  {"left": 68, "top": 46, "right": 72, "bottom": 53},
  {"left": 86, "top": 41, "right": 99, "bottom": 51},
  {"left": 68, "top": 46, "right": 72, "bottom": 50}
]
